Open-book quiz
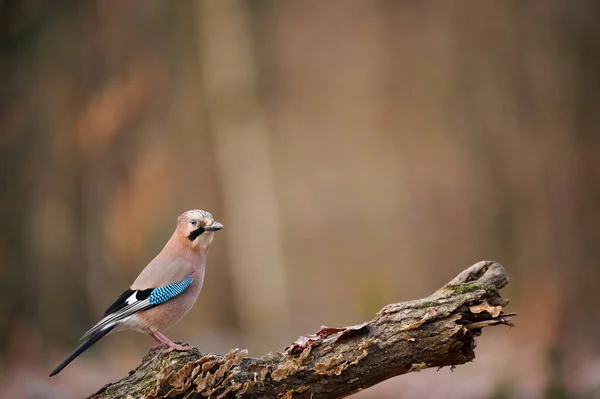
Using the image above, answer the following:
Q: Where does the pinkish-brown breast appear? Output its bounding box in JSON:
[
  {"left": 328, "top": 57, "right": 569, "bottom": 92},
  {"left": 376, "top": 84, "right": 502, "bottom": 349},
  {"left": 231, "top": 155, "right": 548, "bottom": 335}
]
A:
[{"left": 135, "top": 275, "right": 204, "bottom": 332}]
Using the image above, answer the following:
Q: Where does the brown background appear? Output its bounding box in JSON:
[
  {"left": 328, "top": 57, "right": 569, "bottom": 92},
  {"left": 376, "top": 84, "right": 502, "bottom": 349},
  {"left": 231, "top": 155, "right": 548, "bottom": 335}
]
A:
[{"left": 1, "top": 1, "right": 599, "bottom": 398}]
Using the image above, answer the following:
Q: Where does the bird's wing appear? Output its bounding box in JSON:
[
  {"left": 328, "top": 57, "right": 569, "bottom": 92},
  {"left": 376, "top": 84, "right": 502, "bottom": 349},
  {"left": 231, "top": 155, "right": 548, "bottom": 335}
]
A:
[
  {"left": 80, "top": 276, "right": 193, "bottom": 341},
  {"left": 50, "top": 275, "right": 194, "bottom": 377}
]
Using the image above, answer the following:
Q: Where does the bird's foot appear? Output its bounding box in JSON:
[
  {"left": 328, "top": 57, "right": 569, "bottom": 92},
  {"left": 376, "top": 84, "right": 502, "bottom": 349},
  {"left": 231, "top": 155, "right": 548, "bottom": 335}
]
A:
[
  {"left": 162, "top": 342, "right": 190, "bottom": 354},
  {"left": 149, "top": 331, "right": 193, "bottom": 354},
  {"left": 150, "top": 343, "right": 167, "bottom": 351}
]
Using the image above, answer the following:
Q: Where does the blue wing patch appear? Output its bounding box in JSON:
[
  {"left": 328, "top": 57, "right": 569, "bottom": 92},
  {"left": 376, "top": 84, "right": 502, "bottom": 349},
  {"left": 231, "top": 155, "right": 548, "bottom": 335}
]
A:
[{"left": 149, "top": 277, "right": 193, "bottom": 305}]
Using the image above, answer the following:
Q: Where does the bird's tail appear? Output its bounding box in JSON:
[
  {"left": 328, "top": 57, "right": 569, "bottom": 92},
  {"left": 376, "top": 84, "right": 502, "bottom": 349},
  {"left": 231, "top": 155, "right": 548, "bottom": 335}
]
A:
[{"left": 49, "top": 325, "right": 115, "bottom": 377}]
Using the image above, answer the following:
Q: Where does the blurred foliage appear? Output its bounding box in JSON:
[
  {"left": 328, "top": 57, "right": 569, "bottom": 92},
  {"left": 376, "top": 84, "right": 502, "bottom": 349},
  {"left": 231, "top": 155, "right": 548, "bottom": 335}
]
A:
[
  {"left": 545, "top": 347, "right": 573, "bottom": 399},
  {"left": 491, "top": 380, "right": 517, "bottom": 399}
]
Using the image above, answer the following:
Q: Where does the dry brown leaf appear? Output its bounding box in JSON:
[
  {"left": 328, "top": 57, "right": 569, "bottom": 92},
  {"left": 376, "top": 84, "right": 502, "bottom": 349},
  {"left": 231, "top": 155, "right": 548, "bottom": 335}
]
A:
[{"left": 469, "top": 302, "right": 503, "bottom": 318}]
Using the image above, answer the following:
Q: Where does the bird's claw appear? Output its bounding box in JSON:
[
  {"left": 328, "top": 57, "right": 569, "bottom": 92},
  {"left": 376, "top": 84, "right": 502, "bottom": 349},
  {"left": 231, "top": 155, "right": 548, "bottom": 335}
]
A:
[
  {"left": 162, "top": 343, "right": 191, "bottom": 354},
  {"left": 151, "top": 343, "right": 167, "bottom": 351}
]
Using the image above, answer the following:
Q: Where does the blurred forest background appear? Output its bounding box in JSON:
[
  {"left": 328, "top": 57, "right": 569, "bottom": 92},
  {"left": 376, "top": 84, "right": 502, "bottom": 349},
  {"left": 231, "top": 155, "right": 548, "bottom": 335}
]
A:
[{"left": 1, "top": 1, "right": 600, "bottom": 398}]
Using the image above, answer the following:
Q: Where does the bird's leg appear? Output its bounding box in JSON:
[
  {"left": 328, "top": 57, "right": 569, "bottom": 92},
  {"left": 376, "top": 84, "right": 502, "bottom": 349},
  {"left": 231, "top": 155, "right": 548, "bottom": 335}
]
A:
[
  {"left": 149, "top": 331, "right": 169, "bottom": 350},
  {"left": 152, "top": 331, "right": 191, "bottom": 354},
  {"left": 150, "top": 331, "right": 169, "bottom": 350}
]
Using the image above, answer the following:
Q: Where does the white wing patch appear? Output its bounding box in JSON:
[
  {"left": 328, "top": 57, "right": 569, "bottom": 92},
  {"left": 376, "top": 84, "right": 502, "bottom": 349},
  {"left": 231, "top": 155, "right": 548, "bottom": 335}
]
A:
[{"left": 126, "top": 292, "right": 138, "bottom": 305}]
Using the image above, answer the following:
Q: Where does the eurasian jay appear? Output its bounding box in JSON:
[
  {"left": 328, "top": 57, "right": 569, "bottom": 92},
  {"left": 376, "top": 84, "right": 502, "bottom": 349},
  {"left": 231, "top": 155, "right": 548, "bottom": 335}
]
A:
[{"left": 49, "top": 209, "right": 223, "bottom": 377}]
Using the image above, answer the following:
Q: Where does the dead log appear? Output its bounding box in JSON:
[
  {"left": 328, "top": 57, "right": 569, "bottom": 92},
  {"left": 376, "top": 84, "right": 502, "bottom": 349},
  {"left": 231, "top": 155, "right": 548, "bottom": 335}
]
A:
[{"left": 88, "top": 260, "right": 515, "bottom": 399}]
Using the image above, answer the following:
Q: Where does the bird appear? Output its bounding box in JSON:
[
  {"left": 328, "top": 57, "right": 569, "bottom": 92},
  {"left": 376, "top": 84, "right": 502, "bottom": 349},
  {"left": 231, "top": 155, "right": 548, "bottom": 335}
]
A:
[{"left": 49, "top": 209, "right": 223, "bottom": 377}]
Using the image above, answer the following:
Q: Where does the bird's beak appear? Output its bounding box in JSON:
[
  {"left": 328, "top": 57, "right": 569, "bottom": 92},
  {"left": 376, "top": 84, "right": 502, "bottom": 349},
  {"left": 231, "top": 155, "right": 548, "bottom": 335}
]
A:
[{"left": 205, "top": 221, "right": 224, "bottom": 231}]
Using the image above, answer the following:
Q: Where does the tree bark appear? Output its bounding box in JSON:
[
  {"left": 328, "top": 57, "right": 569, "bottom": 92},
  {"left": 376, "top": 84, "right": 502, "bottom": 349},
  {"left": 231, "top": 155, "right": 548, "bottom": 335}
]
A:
[{"left": 88, "top": 260, "right": 515, "bottom": 399}]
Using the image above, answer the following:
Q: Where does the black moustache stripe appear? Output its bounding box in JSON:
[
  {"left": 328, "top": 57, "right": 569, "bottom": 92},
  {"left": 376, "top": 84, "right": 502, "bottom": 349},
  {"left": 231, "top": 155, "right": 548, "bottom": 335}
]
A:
[{"left": 188, "top": 228, "right": 205, "bottom": 241}]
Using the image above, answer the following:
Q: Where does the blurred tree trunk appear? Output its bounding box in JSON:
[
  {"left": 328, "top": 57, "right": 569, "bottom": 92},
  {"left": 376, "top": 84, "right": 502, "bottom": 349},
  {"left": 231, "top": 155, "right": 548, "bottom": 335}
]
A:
[
  {"left": 565, "top": 0, "right": 600, "bottom": 350},
  {"left": 0, "top": 1, "right": 94, "bottom": 351},
  {"left": 195, "top": 0, "right": 290, "bottom": 353},
  {"left": 0, "top": 0, "right": 174, "bottom": 352},
  {"left": 435, "top": 0, "right": 600, "bottom": 371}
]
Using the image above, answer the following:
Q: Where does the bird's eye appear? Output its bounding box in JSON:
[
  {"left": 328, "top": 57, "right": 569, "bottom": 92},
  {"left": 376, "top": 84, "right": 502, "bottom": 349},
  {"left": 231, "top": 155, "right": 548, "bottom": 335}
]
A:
[{"left": 190, "top": 219, "right": 197, "bottom": 226}]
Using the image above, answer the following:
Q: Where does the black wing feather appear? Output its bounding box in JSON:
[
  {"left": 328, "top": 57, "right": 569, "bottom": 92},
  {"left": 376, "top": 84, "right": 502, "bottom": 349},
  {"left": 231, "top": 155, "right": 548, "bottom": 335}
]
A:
[{"left": 103, "top": 287, "right": 153, "bottom": 317}]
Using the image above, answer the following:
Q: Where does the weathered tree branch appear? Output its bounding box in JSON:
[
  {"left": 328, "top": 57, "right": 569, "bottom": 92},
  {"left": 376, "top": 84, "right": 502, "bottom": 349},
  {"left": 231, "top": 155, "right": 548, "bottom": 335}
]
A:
[{"left": 89, "top": 260, "right": 515, "bottom": 399}]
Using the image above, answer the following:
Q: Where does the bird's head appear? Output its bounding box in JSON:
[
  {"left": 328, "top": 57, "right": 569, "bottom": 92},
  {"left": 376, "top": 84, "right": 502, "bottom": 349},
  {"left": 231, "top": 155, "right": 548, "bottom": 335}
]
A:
[{"left": 176, "top": 209, "right": 223, "bottom": 252}]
